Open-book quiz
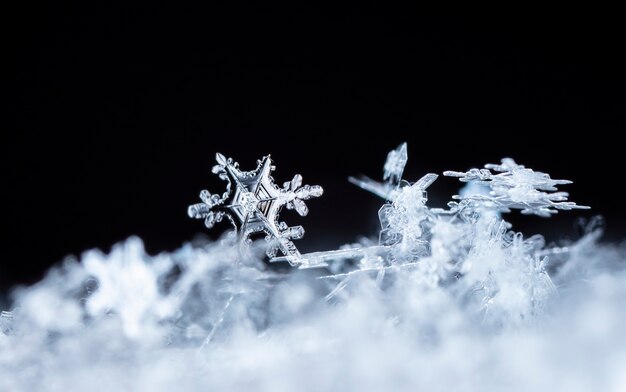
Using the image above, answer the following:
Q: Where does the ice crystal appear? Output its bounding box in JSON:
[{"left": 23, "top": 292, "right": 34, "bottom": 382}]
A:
[
  {"left": 383, "top": 141, "right": 408, "bottom": 184},
  {"left": 444, "top": 158, "right": 590, "bottom": 217},
  {"left": 377, "top": 173, "right": 438, "bottom": 261},
  {"left": 349, "top": 142, "right": 409, "bottom": 200},
  {"left": 0, "top": 311, "right": 13, "bottom": 335},
  {"left": 188, "top": 153, "right": 323, "bottom": 259}
]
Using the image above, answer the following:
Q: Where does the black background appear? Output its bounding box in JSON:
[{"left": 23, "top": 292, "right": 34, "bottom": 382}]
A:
[{"left": 5, "top": 5, "right": 625, "bottom": 291}]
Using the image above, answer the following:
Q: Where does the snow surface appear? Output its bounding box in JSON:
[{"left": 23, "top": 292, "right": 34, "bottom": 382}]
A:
[{"left": 1, "top": 152, "right": 624, "bottom": 391}]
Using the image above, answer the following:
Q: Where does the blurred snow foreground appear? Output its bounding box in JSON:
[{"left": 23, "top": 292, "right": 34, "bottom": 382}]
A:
[{"left": 2, "top": 144, "right": 626, "bottom": 392}]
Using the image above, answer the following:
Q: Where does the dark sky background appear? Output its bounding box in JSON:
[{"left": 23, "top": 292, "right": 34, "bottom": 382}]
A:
[{"left": 5, "top": 5, "right": 625, "bottom": 290}]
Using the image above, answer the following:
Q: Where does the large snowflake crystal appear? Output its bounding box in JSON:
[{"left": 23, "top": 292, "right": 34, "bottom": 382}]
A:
[
  {"left": 188, "top": 153, "right": 323, "bottom": 259},
  {"left": 444, "top": 158, "right": 589, "bottom": 217}
]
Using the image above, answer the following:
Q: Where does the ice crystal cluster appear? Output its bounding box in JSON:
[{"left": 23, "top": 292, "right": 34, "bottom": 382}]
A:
[{"left": 2, "top": 145, "right": 625, "bottom": 392}]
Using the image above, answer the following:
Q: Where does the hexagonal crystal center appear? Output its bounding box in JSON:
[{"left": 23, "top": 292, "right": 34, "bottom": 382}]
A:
[{"left": 239, "top": 192, "right": 258, "bottom": 212}]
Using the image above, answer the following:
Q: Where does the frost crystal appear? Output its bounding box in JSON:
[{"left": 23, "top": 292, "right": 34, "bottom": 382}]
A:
[
  {"left": 349, "top": 142, "right": 410, "bottom": 200},
  {"left": 378, "top": 173, "right": 438, "bottom": 260},
  {"left": 383, "top": 141, "right": 408, "bottom": 184},
  {"left": 188, "top": 153, "right": 323, "bottom": 259},
  {"left": 444, "top": 158, "right": 590, "bottom": 217}
]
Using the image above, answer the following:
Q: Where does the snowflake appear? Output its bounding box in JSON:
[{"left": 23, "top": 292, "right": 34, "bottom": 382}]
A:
[
  {"left": 444, "top": 158, "right": 589, "bottom": 217},
  {"left": 188, "top": 153, "right": 323, "bottom": 259}
]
